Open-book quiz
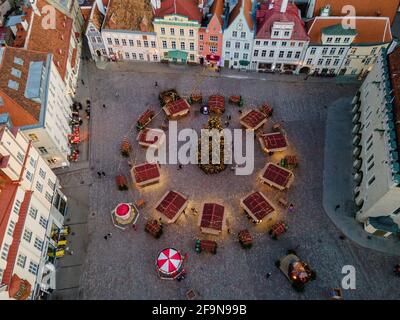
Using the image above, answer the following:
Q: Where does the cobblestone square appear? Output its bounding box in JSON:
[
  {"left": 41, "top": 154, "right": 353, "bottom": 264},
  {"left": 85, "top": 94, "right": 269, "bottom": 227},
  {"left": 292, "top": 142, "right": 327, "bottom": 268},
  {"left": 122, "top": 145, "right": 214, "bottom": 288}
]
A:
[{"left": 78, "top": 62, "right": 399, "bottom": 299}]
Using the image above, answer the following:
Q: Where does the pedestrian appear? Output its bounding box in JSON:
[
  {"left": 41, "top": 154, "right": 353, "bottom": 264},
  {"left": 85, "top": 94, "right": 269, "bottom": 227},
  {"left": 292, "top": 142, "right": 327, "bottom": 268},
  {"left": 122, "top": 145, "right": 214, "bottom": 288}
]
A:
[
  {"left": 266, "top": 272, "right": 272, "bottom": 279},
  {"left": 81, "top": 79, "right": 85, "bottom": 85},
  {"left": 238, "top": 109, "right": 243, "bottom": 114},
  {"left": 102, "top": 104, "right": 106, "bottom": 108},
  {"left": 97, "top": 171, "right": 102, "bottom": 178},
  {"left": 178, "top": 164, "right": 182, "bottom": 170},
  {"left": 115, "top": 91, "right": 119, "bottom": 97},
  {"left": 288, "top": 203, "right": 294, "bottom": 213},
  {"left": 104, "top": 235, "right": 108, "bottom": 240},
  {"left": 155, "top": 81, "right": 158, "bottom": 87},
  {"left": 335, "top": 204, "right": 340, "bottom": 211},
  {"left": 69, "top": 250, "right": 74, "bottom": 255},
  {"left": 227, "top": 115, "right": 232, "bottom": 120},
  {"left": 227, "top": 228, "right": 231, "bottom": 234},
  {"left": 102, "top": 171, "right": 106, "bottom": 176},
  {"left": 132, "top": 224, "right": 137, "bottom": 231},
  {"left": 107, "top": 232, "right": 112, "bottom": 238}
]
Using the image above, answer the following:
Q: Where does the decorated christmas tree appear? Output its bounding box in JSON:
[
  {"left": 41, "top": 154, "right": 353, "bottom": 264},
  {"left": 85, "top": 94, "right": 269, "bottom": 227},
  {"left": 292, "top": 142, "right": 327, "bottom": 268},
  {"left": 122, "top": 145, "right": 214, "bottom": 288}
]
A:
[{"left": 198, "top": 116, "right": 227, "bottom": 174}]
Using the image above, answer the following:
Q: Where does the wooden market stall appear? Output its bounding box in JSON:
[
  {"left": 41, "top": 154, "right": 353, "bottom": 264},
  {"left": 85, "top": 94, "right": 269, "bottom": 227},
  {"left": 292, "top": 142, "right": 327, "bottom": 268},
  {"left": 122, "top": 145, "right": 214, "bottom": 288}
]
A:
[
  {"left": 259, "top": 163, "right": 294, "bottom": 190},
  {"left": 155, "top": 190, "right": 188, "bottom": 224},
  {"left": 240, "top": 191, "right": 276, "bottom": 224},
  {"left": 131, "top": 162, "right": 161, "bottom": 188},
  {"left": 239, "top": 109, "right": 267, "bottom": 130},
  {"left": 259, "top": 132, "right": 288, "bottom": 154},
  {"left": 199, "top": 203, "right": 225, "bottom": 235}
]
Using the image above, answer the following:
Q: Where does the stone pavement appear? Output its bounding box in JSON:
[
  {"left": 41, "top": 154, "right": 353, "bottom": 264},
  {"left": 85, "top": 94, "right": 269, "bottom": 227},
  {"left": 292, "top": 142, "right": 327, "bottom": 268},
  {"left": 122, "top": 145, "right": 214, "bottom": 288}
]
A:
[{"left": 323, "top": 98, "right": 400, "bottom": 256}]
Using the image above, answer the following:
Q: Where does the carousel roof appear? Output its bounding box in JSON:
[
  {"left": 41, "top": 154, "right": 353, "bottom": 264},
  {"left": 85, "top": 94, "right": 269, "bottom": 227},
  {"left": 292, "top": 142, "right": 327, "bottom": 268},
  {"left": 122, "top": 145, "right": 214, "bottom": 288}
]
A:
[
  {"left": 156, "top": 190, "right": 188, "bottom": 220},
  {"left": 261, "top": 163, "right": 293, "bottom": 188},
  {"left": 242, "top": 191, "right": 275, "bottom": 221},
  {"left": 240, "top": 110, "right": 267, "bottom": 129},
  {"left": 132, "top": 163, "right": 160, "bottom": 183},
  {"left": 200, "top": 203, "right": 225, "bottom": 231},
  {"left": 137, "top": 128, "right": 164, "bottom": 146},
  {"left": 156, "top": 248, "right": 183, "bottom": 275},
  {"left": 260, "top": 132, "right": 287, "bottom": 150},
  {"left": 208, "top": 95, "right": 225, "bottom": 112},
  {"left": 164, "top": 98, "right": 190, "bottom": 116}
]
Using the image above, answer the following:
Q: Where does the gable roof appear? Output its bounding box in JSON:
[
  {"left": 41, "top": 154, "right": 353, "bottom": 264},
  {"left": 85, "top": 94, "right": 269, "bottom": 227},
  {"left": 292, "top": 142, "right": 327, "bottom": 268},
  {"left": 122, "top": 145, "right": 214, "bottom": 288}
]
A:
[
  {"left": 307, "top": 16, "right": 392, "bottom": 45},
  {"left": 228, "top": 0, "right": 254, "bottom": 30},
  {"left": 209, "top": 0, "right": 225, "bottom": 26},
  {"left": 312, "top": 0, "right": 400, "bottom": 25},
  {"left": 154, "top": 0, "right": 202, "bottom": 22},
  {"left": 255, "top": 0, "right": 308, "bottom": 41}
]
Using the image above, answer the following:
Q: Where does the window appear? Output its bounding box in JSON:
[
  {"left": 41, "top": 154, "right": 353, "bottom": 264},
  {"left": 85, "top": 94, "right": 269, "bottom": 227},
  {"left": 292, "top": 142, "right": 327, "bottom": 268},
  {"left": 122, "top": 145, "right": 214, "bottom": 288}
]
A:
[
  {"left": 199, "top": 45, "right": 204, "bottom": 51},
  {"left": 180, "top": 42, "right": 185, "bottom": 50},
  {"left": 371, "top": 47, "right": 377, "bottom": 55},
  {"left": 254, "top": 50, "right": 259, "bottom": 57},
  {"left": 162, "top": 40, "right": 167, "bottom": 49},
  {"left": 8, "top": 80, "right": 19, "bottom": 90},
  {"left": 367, "top": 161, "right": 375, "bottom": 171},
  {"left": 132, "top": 53, "right": 137, "bottom": 59},
  {"left": 232, "top": 31, "right": 237, "bottom": 37},
  {"left": 244, "top": 43, "right": 250, "bottom": 50},
  {"left": 330, "top": 48, "right": 336, "bottom": 55},
  {"left": 34, "top": 237, "right": 43, "bottom": 251},
  {"left": 0, "top": 96, "right": 3, "bottom": 106},
  {"left": 170, "top": 28, "right": 175, "bottom": 35},
  {"left": 190, "top": 54, "right": 195, "bottom": 61},
  {"left": 255, "top": 41, "right": 260, "bottom": 45},
  {"left": 7, "top": 220, "right": 15, "bottom": 237},
  {"left": 17, "top": 152, "right": 24, "bottom": 162},
  {"left": 136, "top": 40, "right": 141, "bottom": 47},
  {"left": 317, "top": 59, "right": 323, "bottom": 65},
  {"left": 284, "top": 31, "right": 290, "bottom": 37},
  {"left": 102, "top": 49, "right": 107, "bottom": 55},
  {"left": 199, "top": 34, "right": 203, "bottom": 41},
  {"left": 310, "top": 48, "right": 316, "bottom": 55},
  {"left": 114, "top": 38, "right": 119, "bottom": 45},
  {"left": 1, "top": 243, "right": 9, "bottom": 261},
  {"left": 36, "top": 181, "right": 43, "bottom": 192},
  {"left": 273, "top": 31, "right": 279, "bottom": 36},
  {"left": 326, "top": 37, "right": 333, "bottom": 43},
  {"left": 210, "top": 46, "right": 217, "bottom": 53},
  {"left": 269, "top": 51, "right": 274, "bottom": 57},
  {"left": 28, "top": 261, "right": 38, "bottom": 276},
  {"left": 295, "top": 51, "right": 300, "bottom": 59},
  {"left": 271, "top": 41, "right": 277, "bottom": 46},
  {"left": 189, "top": 43, "right": 194, "bottom": 51},
  {"left": 226, "top": 41, "right": 231, "bottom": 48},
  {"left": 210, "top": 36, "right": 218, "bottom": 42},
  {"left": 39, "top": 168, "right": 46, "bottom": 179},
  {"left": 344, "top": 37, "right": 350, "bottom": 43},
  {"left": 263, "top": 41, "right": 268, "bottom": 46},
  {"left": 97, "top": 37, "right": 102, "bottom": 43},
  {"left": 151, "top": 41, "right": 156, "bottom": 48},
  {"left": 290, "top": 41, "right": 295, "bottom": 47},
  {"left": 279, "top": 51, "right": 284, "bottom": 58},
  {"left": 307, "top": 58, "right": 313, "bottom": 64},
  {"left": 161, "top": 27, "right": 165, "bottom": 35},
  {"left": 243, "top": 53, "right": 248, "bottom": 60},
  {"left": 338, "top": 47, "right": 345, "bottom": 55},
  {"left": 367, "top": 140, "right": 373, "bottom": 151},
  {"left": 189, "top": 29, "right": 194, "bottom": 37},
  {"left": 241, "top": 32, "right": 246, "bottom": 38},
  {"left": 282, "top": 41, "right": 287, "bottom": 47},
  {"left": 322, "top": 48, "right": 328, "bottom": 55},
  {"left": 365, "top": 58, "right": 372, "bottom": 65},
  {"left": 234, "top": 52, "right": 239, "bottom": 59},
  {"left": 180, "top": 29, "right": 184, "bottom": 36},
  {"left": 23, "top": 229, "right": 32, "bottom": 243},
  {"left": 28, "top": 133, "right": 38, "bottom": 141},
  {"left": 25, "top": 171, "right": 33, "bottom": 182},
  {"left": 17, "top": 254, "right": 26, "bottom": 268},
  {"left": 153, "top": 54, "right": 158, "bottom": 61},
  {"left": 11, "top": 68, "right": 22, "bottom": 78},
  {"left": 367, "top": 134, "right": 373, "bottom": 144},
  {"left": 14, "top": 57, "right": 23, "bottom": 65},
  {"left": 39, "top": 216, "right": 48, "bottom": 229},
  {"left": 29, "top": 206, "right": 38, "bottom": 220},
  {"left": 235, "top": 42, "right": 240, "bottom": 49},
  {"left": 335, "top": 37, "right": 341, "bottom": 43},
  {"left": 107, "top": 38, "right": 112, "bottom": 45},
  {"left": 325, "top": 59, "right": 332, "bottom": 66},
  {"left": 333, "top": 59, "right": 340, "bottom": 66},
  {"left": 287, "top": 51, "right": 292, "bottom": 58},
  {"left": 122, "top": 39, "right": 127, "bottom": 46},
  {"left": 13, "top": 200, "right": 21, "bottom": 215},
  {"left": 144, "top": 40, "right": 149, "bottom": 47},
  {"left": 368, "top": 175, "right": 376, "bottom": 186},
  {"left": 171, "top": 41, "right": 176, "bottom": 49},
  {"left": 139, "top": 54, "right": 144, "bottom": 60}
]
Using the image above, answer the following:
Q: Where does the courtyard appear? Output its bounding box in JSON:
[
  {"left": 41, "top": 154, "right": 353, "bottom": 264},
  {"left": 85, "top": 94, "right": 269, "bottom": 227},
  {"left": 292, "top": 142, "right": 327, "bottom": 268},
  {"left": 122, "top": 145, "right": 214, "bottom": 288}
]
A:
[{"left": 68, "top": 61, "right": 399, "bottom": 300}]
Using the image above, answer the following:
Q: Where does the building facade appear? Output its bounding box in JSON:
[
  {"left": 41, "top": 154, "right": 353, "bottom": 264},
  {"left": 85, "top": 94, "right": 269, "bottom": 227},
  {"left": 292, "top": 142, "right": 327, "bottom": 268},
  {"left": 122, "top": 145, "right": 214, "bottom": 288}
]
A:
[
  {"left": 251, "top": 0, "right": 309, "bottom": 73},
  {"left": 0, "top": 125, "right": 67, "bottom": 300},
  {"left": 153, "top": 0, "right": 203, "bottom": 63},
  {"left": 351, "top": 47, "right": 400, "bottom": 237},
  {"left": 0, "top": 47, "right": 73, "bottom": 169},
  {"left": 222, "top": 0, "right": 255, "bottom": 69}
]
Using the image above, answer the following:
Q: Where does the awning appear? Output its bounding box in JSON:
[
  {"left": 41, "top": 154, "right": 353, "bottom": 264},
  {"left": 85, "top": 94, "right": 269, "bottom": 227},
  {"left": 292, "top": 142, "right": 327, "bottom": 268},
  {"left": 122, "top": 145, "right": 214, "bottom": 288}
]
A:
[
  {"left": 168, "top": 50, "right": 188, "bottom": 60},
  {"left": 239, "top": 60, "right": 250, "bottom": 66},
  {"left": 8, "top": 274, "right": 32, "bottom": 300},
  {"left": 206, "top": 54, "right": 220, "bottom": 62}
]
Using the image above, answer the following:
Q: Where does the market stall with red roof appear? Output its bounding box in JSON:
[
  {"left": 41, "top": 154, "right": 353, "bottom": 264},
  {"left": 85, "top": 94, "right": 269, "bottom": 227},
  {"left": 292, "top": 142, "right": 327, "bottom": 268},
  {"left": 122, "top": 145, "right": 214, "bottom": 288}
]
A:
[
  {"left": 259, "top": 132, "right": 288, "bottom": 153},
  {"left": 163, "top": 98, "right": 190, "bottom": 119},
  {"left": 240, "top": 191, "right": 276, "bottom": 223},
  {"left": 208, "top": 95, "right": 225, "bottom": 114},
  {"left": 240, "top": 109, "right": 267, "bottom": 130},
  {"left": 199, "top": 203, "right": 225, "bottom": 235},
  {"left": 111, "top": 202, "right": 139, "bottom": 230},
  {"left": 260, "top": 163, "right": 294, "bottom": 190},
  {"left": 156, "top": 248, "right": 185, "bottom": 280},
  {"left": 131, "top": 162, "right": 161, "bottom": 187},
  {"left": 155, "top": 190, "right": 188, "bottom": 224},
  {"left": 137, "top": 128, "right": 166, "bottom": 149}
]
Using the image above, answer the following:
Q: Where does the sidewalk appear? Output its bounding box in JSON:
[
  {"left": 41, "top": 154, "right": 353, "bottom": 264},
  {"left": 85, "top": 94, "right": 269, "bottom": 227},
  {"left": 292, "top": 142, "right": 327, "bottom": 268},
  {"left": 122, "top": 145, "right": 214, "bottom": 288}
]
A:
[{"left": 322, "top": 98, "right": 400, "bottom": 256}]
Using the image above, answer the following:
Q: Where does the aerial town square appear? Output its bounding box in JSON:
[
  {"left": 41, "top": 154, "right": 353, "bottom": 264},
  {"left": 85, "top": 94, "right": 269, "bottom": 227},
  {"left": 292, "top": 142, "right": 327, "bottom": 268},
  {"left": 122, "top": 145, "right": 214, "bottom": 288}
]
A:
[{"left": 0, "top": 0, "right": 400, "bottom": 302}]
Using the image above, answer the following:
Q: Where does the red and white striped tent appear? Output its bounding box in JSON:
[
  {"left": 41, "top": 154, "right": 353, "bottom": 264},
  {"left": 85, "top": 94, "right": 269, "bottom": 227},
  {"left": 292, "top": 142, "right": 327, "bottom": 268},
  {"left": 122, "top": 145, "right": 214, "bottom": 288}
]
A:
[{"left": 156, "top": 248, "right": 184, "bottom": 280}]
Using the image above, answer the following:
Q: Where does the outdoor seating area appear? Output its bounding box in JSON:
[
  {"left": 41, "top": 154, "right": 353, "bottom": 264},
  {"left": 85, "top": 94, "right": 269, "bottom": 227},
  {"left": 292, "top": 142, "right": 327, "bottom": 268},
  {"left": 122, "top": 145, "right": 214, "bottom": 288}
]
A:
[
  {"left": 155, "top": 190, "right": 188, "bottom": 224},
  {"left": 131, "top": 162, "right": 161, "bottom": 188},
  {"left": 260, "top": 163, "right": 294, "bottom": 190},
  {"left": 239, "top": 109, "right": 267, "bottom": 131}
]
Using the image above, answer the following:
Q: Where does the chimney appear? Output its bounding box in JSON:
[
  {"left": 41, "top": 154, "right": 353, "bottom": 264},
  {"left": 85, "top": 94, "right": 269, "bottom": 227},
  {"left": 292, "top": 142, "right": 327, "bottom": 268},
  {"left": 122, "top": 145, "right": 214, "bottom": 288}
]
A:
[
  {"left": 280, "top": 0, "right": 288, "bottom": 13},
  {"left": 96, "top": 0, "right": 106, "bottom": 15}
]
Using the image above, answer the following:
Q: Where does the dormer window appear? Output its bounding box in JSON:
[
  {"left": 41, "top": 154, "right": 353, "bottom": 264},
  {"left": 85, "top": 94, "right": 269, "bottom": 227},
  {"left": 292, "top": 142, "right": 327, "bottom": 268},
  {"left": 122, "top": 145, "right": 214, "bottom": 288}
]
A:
[
  {"left": 327, "top": 37, "right": 333, "bottom": 43},
  {"left": 273, "top": 31, "right": 279, "bottom": 36},
  {"left": 335, "top": 37, "right": 341, "bottom": 43},
  {"left": 284, "top": 31, "right": 290, "bottom": 37},
  {"left": 344, "top": 37, "right": 350, "bottom": 43}
]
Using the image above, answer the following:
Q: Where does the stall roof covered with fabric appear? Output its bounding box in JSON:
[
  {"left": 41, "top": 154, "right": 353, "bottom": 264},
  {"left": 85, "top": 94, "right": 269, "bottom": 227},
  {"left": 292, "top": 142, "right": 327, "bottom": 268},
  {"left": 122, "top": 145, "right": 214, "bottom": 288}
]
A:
[
  {"left": 137, "top": 128, "right": 165, "bottom": 148},
  {"left": 241, "top": 191, "right": 275, "bottom": 222},
  {"left": 155, "top": 190, "right": 188, "bottom": 223},
  {"left": 240, "top": 109, "right": 267, "bottom": 130},
  {"left": 208, "top": 95, "right": 225, "bottom": 113},
  {"left": 131, "top": 162, "right": 160, "bottom": 186},
  {"left": 260, "top": 163, "right": 294, "bottom": 190},
  {"left": 259, "top": 132, "right": 288, "bottom": 152},
  {"left": 163, "top": 98, "right": 190, "bottom": 118},
  {"left": 200, "top": 203, "right": 225, "bottom": 234}
]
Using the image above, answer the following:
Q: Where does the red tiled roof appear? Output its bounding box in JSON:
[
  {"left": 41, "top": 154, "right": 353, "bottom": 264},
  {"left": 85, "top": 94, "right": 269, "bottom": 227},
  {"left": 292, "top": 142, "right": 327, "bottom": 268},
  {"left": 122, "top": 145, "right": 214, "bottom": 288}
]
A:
[
  {"left": 208, "top": 95, "right": 225, "bottom": 113},
  {"left": 262, "top": 163, "right": 292, "bottom": 188},
  {"left": 260, "top": 132, "right": 287, "bottom": 150},
  {"left": 242, "top": 191, "right": 274, "bottom": 221},
  {"left": 165, "top": 98, "right": 190, "bottom": 116},
  {"left": 240, "top": 109, "right": 267, "bottom": 129},
  {"left": 200, "top": 203, "right": 224, "bottom": 231},
  {"left": 255, "top": 0, "right": 309, "bottom": 41},
  {"left": 210, "top": 0, "right": 225, "bottom": 25},
  {"left": 154, "top": 0, "right": 202, "bottom": 22},
  {"left": 156, "top": 190, "right": 188, "bottom": 220},
  {"left": 228, "top": 0, "right": 254, "bottom": 30},
  {"left": 132, "top": 163, "right": 160, "bottom": 183},
  {"left": 307, "top": 17, "right": 392, "bottom": 45},
  {"left": 27, "top": 0, "right": 74, "bottom": 80}
]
